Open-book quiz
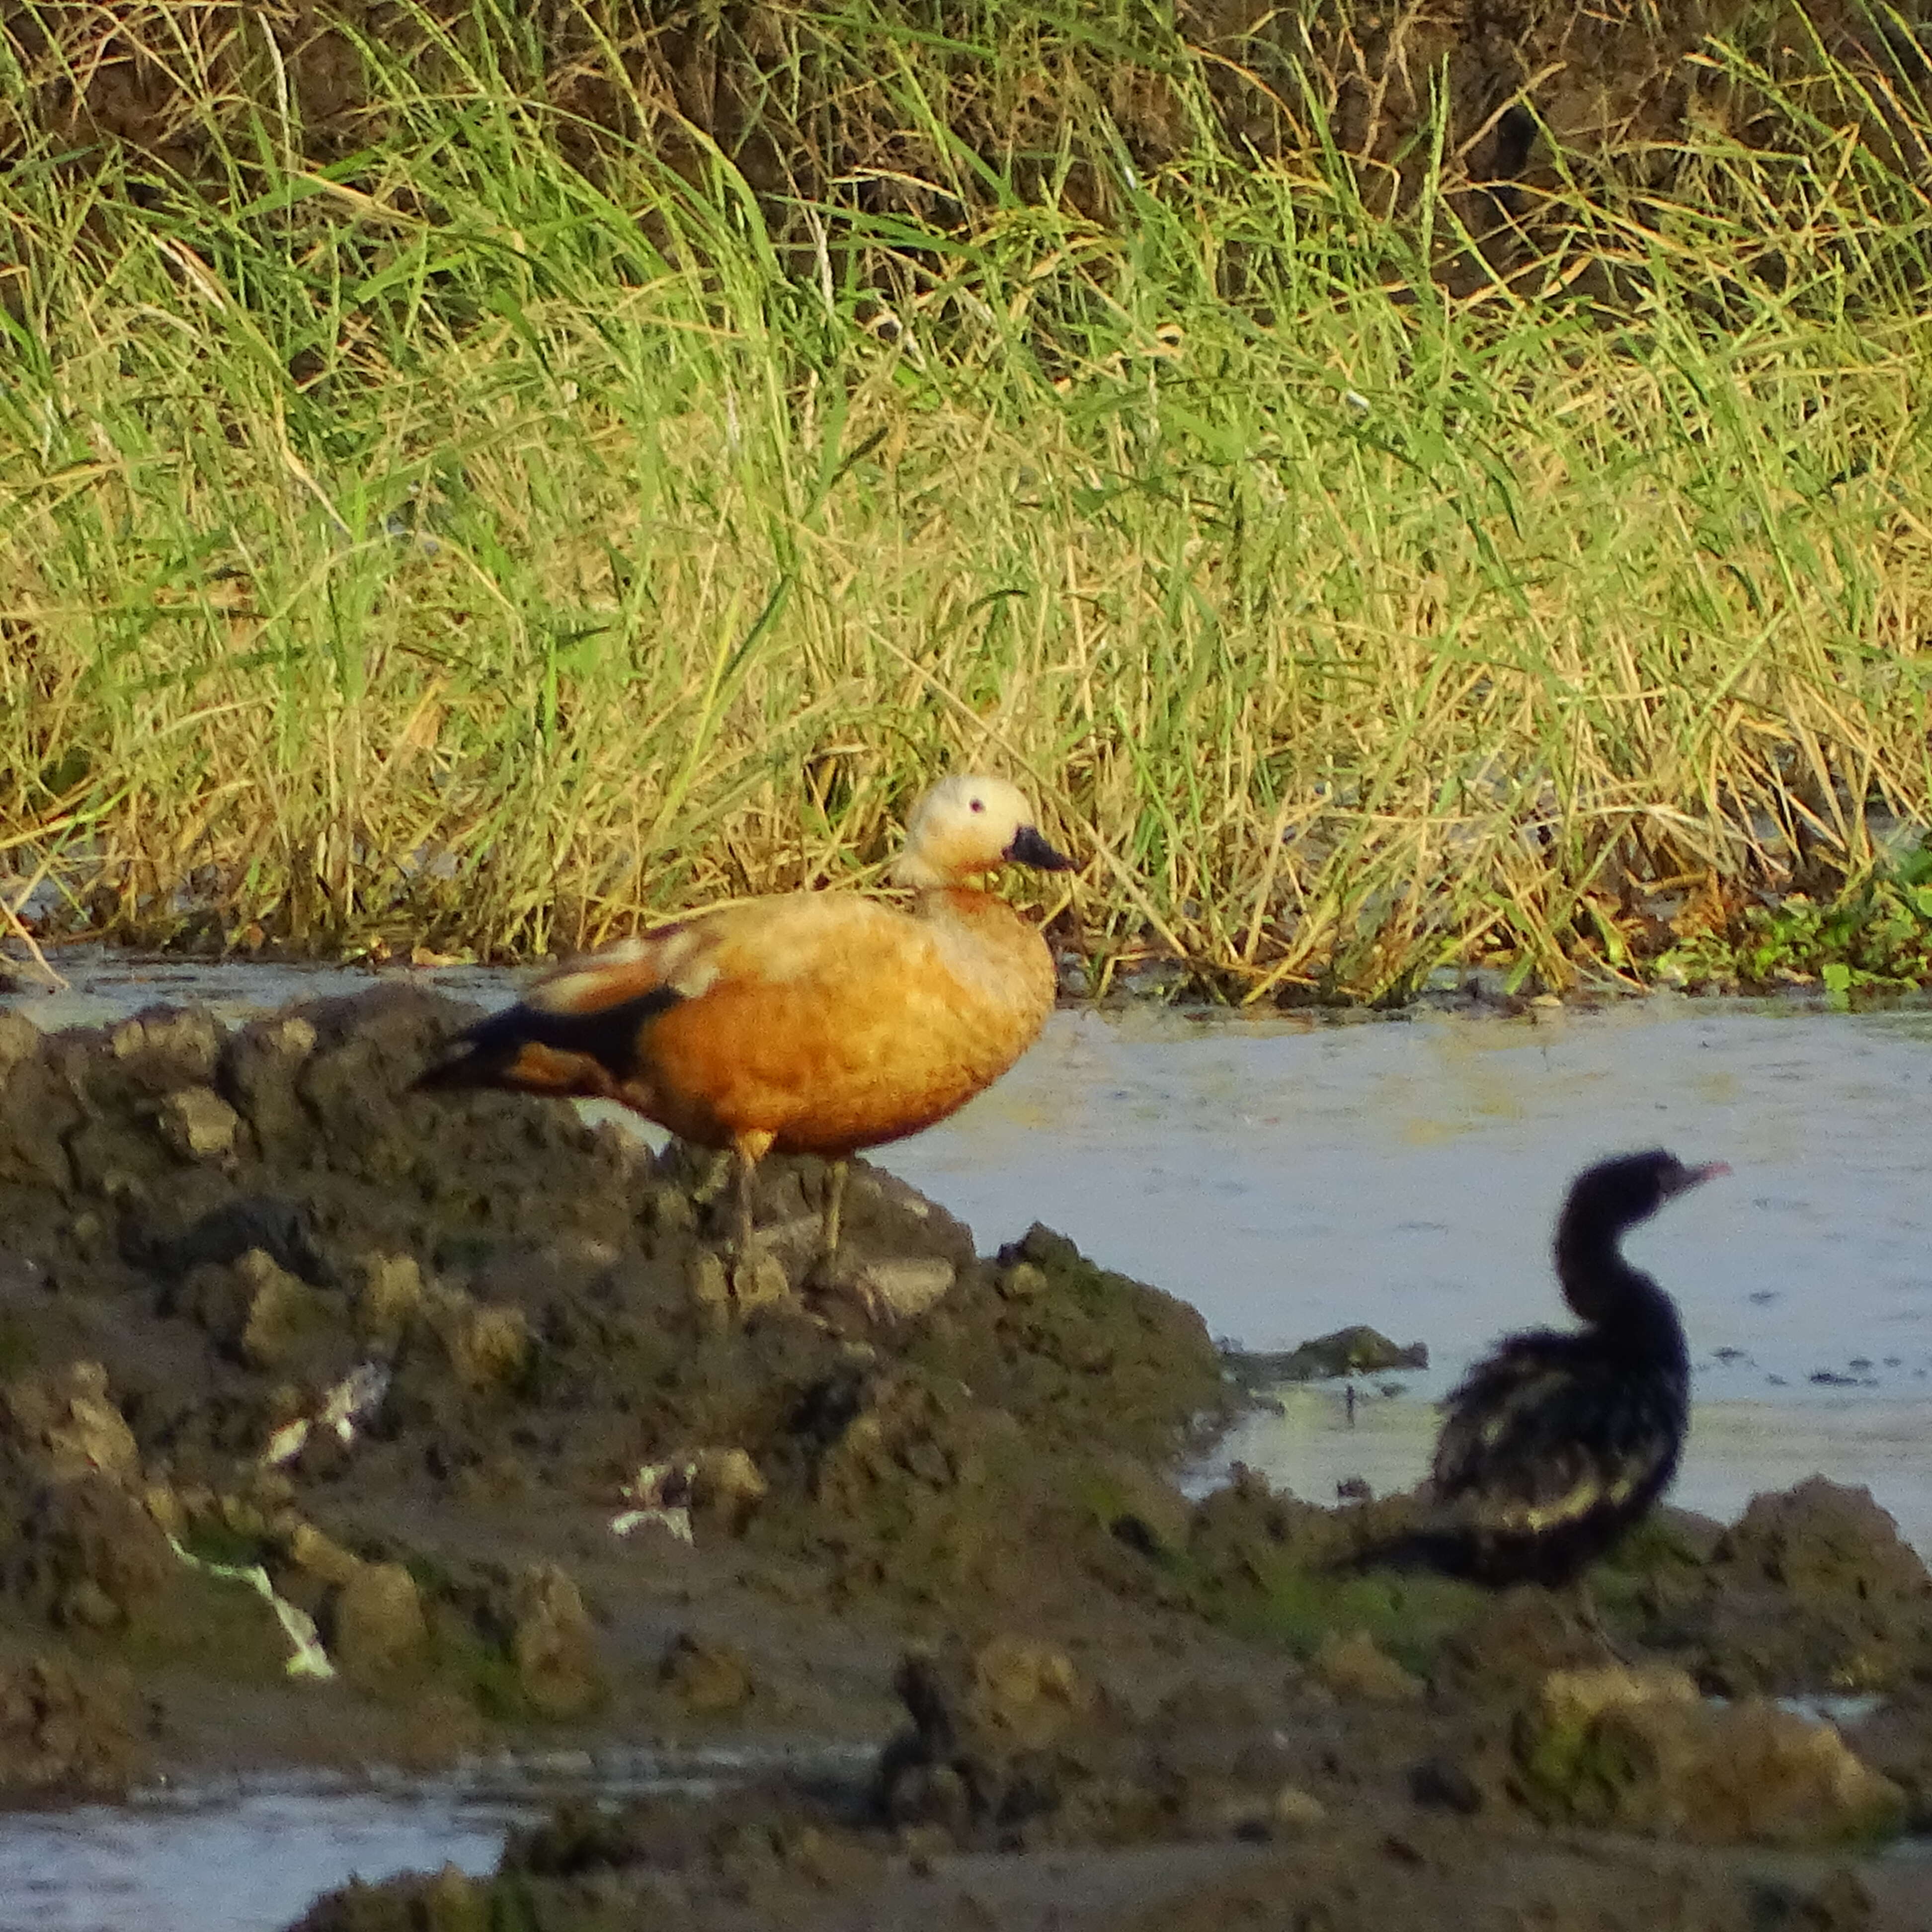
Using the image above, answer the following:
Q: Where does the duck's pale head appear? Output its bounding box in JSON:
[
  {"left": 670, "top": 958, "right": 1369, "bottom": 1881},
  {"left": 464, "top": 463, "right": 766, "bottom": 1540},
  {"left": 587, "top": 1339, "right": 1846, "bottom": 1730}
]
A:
[{"left": 892, "top": 774, "right": 1075, "bottom": 889}]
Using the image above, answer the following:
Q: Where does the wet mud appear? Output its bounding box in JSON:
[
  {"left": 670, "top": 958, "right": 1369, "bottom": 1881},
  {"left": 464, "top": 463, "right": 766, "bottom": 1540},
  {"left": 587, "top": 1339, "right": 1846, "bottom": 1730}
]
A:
[{"left": 0, "top": 988, "right": 1928, "bottom": 1929}]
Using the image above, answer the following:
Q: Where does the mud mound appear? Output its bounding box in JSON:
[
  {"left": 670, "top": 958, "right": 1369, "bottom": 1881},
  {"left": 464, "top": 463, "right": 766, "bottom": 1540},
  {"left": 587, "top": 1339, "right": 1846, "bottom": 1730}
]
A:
[
  {"left": 288, "top": 1627, "right": 1904, "bottom": 1932},
  {"left": 1619, "top": 1479, "right": 1932, "bottom": 1694},
  {"left": 0, "top": 988, "right": 1226, "bottom": 1755}
]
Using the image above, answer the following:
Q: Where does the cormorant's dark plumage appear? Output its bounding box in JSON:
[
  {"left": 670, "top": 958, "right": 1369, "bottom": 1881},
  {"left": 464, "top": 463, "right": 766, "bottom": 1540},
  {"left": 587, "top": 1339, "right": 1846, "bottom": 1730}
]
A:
[{"left": 1361, "top": 1149, "right": 1726, "bottom": 1589}]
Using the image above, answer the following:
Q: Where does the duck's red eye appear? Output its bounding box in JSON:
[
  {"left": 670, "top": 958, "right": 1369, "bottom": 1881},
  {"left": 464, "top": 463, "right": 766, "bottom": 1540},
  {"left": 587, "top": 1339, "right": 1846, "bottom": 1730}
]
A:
[{"left": 969, "top": 798, "right": 985, "bottom": 812}]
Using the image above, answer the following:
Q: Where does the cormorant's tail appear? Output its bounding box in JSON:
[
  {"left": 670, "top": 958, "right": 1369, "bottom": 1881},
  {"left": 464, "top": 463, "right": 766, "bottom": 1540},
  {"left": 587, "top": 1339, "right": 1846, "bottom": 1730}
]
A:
[{"left": 1332, "top": 1527, "right": 1477, "bottom": 1581}]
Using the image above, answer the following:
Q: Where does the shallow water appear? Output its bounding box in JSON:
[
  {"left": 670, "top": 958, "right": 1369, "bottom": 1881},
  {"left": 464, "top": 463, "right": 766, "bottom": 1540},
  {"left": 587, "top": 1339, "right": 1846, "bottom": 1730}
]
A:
[
  {"left": 9, "top": 953, "right": 1932, "bottom": 1917},
  {"left": 13, "top": 955, "right": 1932, "bottom": 1542},
  {"left": 0, "top": 1747, "right": 865, "bottom": 1932}
]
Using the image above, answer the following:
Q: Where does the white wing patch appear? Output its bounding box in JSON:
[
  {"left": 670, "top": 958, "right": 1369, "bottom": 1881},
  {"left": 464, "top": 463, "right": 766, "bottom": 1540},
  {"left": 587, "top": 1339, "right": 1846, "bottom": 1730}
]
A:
[{"left": 530, "top": 965, "right": 615, "bottom": 1015}]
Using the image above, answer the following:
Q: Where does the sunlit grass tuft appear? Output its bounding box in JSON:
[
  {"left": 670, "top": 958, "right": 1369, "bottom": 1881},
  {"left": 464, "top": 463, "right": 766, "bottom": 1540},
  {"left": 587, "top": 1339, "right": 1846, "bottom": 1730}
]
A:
[{"left": 5, "top": 2, "right": 1932, "bottom": 998}]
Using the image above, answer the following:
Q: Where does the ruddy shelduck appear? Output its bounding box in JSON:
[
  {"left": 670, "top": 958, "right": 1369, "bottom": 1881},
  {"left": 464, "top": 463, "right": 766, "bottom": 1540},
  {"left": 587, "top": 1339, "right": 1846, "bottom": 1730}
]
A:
[{"left": 415, "top": 775, "right": 1075, "bottom": 1271}]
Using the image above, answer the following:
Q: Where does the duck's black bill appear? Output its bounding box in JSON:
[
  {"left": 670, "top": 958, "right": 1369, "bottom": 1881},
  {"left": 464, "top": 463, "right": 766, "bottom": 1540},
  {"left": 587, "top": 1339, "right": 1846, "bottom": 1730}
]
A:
[{"left": 1005, "top": 824, "right": 1076, "bottom": 872}]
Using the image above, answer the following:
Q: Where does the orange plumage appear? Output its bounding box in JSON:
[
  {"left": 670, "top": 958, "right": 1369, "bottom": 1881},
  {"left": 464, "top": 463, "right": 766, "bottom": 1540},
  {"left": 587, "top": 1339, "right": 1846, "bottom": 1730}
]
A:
[{"left": 416, "top": 775, "right": 1074, "bottom": 1267}]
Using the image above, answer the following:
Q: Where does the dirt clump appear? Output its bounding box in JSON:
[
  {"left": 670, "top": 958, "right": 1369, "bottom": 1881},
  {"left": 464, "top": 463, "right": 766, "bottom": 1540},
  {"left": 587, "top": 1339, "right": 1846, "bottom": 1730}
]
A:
[
  {"left": 1627, "top": 1478, "right": 1932, "bottom": 1693},
  {"left": 0, "top": 1653, "right": 146, "bottom": 1797},
  {"left": 660, "top": 1630, "right": 757, "bottom": 1715},
  {"left": 328, "top": 1560, "right": 428, "bottom": 1687},
  {"left": 1513, "top": 1663, "right": 1904, "bottom": 1847},
  {"left": 1229, "top": 1325, "right": 1429, "bottom": 1386},
  {"left": 0, "top": 988, "right": 1226, "bottom": 1768},
  {"left": 509, "top": 1563, "right": 605, "bottom": 1720}
]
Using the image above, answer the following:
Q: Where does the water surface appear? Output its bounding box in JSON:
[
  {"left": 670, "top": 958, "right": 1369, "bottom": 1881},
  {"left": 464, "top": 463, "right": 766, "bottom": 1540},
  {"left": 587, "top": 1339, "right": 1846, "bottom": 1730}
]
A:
[
  {"left": 16, "top": 952, "right": 1932, "bottom": 1543},
  {"left": 0, "top": 1747, "right": 864, "bottom": 1932},
  {"left": 9, "top": 954, "right": 1932, "bottom": 1922}
]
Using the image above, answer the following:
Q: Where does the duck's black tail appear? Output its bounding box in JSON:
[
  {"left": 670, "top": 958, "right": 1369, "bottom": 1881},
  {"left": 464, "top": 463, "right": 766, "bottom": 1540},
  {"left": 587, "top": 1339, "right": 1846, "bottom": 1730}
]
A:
[
  {"left": 412, "top": 1006, "right": 544, "bottom": 1092},
  {"left": 412, "top": 986, "right": 679, "bottom": 1097}
]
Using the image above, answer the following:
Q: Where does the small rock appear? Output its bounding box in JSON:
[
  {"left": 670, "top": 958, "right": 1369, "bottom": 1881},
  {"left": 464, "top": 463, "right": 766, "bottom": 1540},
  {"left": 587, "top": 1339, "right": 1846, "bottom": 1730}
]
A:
[
  {"left": 1237, "top": 1326, "right": 1429, "bottom": 1384},
  {"left": 659, "top": 1631, "right": 755, "bottom": 1713},
  {"left": 511, "top": 1564, "right": 603, "bottom": 1719},
  {"left": 1313, "top": 1628, "right": 1424, "bottom": 1703},
  {"left": 0, "top": 1655, "right": 142, "bottom": 1796},
  {"left": 690, "top": 1448, "right": 767, "bottom": 1532},
  {"left": 881, "top": 1635, "right": 1101, "bottom": 1838},
  {"left": 286, "top": 1522, "right": 365, "bottom": 1589},
  {"left": 142, "top": 1483, "right": 185, "bottom": 1540},
  {"left": 688, "top": 1251, "right": 731, "bottom": 1327},
  {"left": 23, "top": 1473, "right": 178, "bottom": 1630},
  {"left": 332, "top": 1562, "right": 427, "bottom": 1683},
  {"left": 731, "top": 1252, "right": 791, "bottom": 1313},
  {"left": 157, "top": 1087, "right": 241, "bottom": 1161},
  {"left": 354, "top": 1254, "right": 426, "bottom": 1347},
  {"left": 644, "top": 1184, "right": 697, "bottom": 1236},
  {"left": 434, "top": 1292, "right": 531, "bottom": 1391},
  {"left": 0, "top": 1009, "right": 39, "bottom": 1078},
  {"left": 236, "top": 1250, "right": 336, "bottom": 1371},
  {"left": 690, "top": 1246, "right": 792, "bottom": 1323},
  {"left": 2, "top": 1361, "right": 139, "bottom": 1484},
  {"left": 920, "top": 1634, "right": 1090, "bottom": 1752},
  {"left": 1272, "top": 1784, "right": 1328, "bottom": 1832},
  {"left": 1517, "top": 1664, "right": 1904, "bottom": 1845},
  {"left": 849, "top": 1257, "right": 954, "bottom": 1321},
  {"left": 114, "top": 1006, "right": 222, "bottom": 1081},
  {"left": 997, "top": 1261, "right": 1048, "bottom": 1302}
]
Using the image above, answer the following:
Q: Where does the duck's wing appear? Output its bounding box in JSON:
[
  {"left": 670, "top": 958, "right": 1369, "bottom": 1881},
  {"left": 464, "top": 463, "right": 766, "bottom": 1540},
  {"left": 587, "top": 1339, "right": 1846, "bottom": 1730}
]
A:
[{"left": 412, "top": 897, "right": 909, "bottom": 1102}]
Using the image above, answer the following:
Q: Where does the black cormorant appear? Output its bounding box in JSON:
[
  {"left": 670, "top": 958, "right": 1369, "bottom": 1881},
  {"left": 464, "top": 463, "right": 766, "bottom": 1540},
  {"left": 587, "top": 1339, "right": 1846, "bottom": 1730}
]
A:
[{"left": 1359, "top": 1149, "right": 1726, "bottom": 1588}]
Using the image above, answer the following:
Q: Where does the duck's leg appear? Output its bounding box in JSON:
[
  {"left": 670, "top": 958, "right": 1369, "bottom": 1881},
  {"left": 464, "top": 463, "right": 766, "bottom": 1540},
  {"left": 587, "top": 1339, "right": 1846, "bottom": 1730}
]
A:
[
  {"left": 691, "top": 1147, "right": 733, "bottom": 1207},
  {"left": 819, "top": 1159, "right": 849, "bottom": 1268},
  {"left": 728, "top": 1128, "right": 774, "bottom": 1269}
]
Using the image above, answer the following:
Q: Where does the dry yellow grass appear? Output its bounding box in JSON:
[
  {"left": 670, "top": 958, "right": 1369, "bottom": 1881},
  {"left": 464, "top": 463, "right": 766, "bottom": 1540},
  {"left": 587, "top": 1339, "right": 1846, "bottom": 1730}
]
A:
[{"left": 4, "top": 2, "right": 1932, "bottom": 998}]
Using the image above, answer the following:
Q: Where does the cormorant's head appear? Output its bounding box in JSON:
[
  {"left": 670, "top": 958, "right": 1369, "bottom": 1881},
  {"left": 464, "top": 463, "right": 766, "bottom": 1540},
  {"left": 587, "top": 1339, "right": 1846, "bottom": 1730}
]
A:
[
  {"left": 1564, "top": 1149, "right": 1729, "bottom": 1233},
  {"left": 1554, "top": 1149, "right": 1727, "bottom": 1323}
]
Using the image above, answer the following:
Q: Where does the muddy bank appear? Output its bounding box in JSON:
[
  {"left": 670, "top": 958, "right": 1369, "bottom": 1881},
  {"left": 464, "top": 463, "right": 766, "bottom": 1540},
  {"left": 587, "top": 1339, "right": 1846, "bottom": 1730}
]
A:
[
  {"left": 292, "top": 1621, "right": 1917, "bottom": 1931},
  {"left": 0, "top": 990, "right": 1929, "bottom": 1928},
  {"left": 0, "top": 984, "right": 1234, "bottom": 1790}
]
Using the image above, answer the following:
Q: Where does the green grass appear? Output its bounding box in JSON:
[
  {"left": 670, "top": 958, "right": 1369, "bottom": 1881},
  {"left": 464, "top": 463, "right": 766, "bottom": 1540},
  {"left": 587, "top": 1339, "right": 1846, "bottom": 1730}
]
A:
[{"left": 5, "top": 1, "right": 1932, "bottom": 999}]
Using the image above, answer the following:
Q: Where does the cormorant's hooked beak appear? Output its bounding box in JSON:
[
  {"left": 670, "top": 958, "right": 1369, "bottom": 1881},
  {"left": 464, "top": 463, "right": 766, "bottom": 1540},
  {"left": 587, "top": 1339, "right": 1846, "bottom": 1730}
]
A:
[
  {"left": 1004, "top": 824, "right": 1076, "bottom": 873},
  {"left": 1668, "top": 1159, "right": 1731, "bottom": 1196}
]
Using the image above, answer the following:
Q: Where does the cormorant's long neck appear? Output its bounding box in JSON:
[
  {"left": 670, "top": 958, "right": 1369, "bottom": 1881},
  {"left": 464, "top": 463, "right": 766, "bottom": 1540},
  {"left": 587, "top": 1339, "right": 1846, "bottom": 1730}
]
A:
[{"left": 1554, "top": 1212, "right": 1687, "bottom": 1364}]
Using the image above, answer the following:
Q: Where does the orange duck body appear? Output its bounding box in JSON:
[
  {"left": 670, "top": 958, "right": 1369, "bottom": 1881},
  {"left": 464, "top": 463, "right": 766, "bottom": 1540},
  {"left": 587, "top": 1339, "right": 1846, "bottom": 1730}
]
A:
[{"left": 417, "top": 776, "right": 1074, "bottom": 1261}]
